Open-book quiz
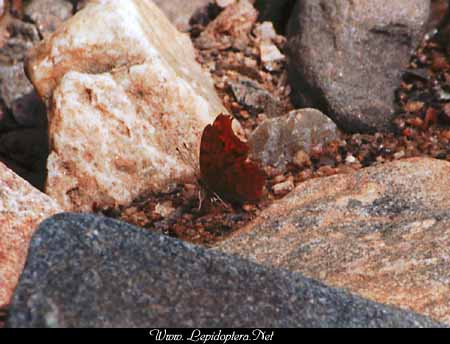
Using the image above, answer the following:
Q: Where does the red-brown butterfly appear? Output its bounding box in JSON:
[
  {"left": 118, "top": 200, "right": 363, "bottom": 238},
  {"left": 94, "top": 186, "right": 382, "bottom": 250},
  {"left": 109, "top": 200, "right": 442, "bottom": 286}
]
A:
[{"left": 199, "top": 114, "right": 266, "bottom": 204}]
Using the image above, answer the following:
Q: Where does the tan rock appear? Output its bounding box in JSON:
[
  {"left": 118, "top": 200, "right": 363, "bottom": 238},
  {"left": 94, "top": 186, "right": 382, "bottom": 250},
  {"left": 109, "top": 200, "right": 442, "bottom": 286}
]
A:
[
  {"left": 217, "top": 158, "right": 450, "bottom": 324},
  {"left": 152, "top": 0, "right": 213, "bottom": 32},
  {"left": 26, "top": 0, "right": 228, "bottom": 211},
  {"left": 0, "top": 162, "right": 62, "bottom": 307},
  {"left": 292, "top": 150, "right": 311, "bottom": 168},
  {"left": 272, "top": 179, "right": 294, "bottom": 196}
]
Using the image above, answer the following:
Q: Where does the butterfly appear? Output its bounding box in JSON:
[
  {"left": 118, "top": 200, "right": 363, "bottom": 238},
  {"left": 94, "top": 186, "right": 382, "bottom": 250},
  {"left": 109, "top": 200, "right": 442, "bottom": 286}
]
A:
[{"left": 199, "top": 114, "right": 266, "bottom": 204}]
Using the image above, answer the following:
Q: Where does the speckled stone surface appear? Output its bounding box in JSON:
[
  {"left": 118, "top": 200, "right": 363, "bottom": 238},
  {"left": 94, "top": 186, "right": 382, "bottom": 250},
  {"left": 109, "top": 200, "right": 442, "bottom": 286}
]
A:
[
  {"left": 286, "top": 0, "right": 430, "bottom": 132},
  {"left": 249, "top": 108, "right": 339, "bottom": 170},
  {"left": 26, "top": 0, "right": 228, "bottom": 212},
  {"left": 218, "top": 158, "right": 450, "bottom": 324},
  {"left": 6, "top": 213, "right": 444, "bottom": 328},
  {"left": 0, "top": 162, "right": 62, "bottom": 307}
]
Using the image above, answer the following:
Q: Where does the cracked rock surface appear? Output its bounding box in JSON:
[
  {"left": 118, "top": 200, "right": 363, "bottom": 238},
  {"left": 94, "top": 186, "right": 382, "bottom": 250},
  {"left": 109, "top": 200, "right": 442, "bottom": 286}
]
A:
[{"left": 26, "top": 0, "right": 228, "bottom": 211}]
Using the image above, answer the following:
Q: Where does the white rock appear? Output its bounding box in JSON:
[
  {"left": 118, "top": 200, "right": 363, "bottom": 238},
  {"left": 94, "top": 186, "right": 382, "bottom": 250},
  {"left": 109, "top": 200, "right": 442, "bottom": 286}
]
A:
[
  {"left": 26, "top": 0, "right": 228, "bottom": 211},
  {"left": 260, "top": 41, "right": 285, "bottom": 64},
  {"left": 345, "top": 154, "right": 357, "bottom": 164},
  {"left": 254, "top": 22, "right": 278, "bottom": 41}
]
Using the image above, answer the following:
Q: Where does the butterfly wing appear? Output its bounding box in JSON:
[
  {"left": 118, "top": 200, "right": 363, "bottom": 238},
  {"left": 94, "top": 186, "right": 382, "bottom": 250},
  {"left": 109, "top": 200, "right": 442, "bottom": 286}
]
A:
[{"left": 200, "top": 114, "right": 265, "bottom": 204}]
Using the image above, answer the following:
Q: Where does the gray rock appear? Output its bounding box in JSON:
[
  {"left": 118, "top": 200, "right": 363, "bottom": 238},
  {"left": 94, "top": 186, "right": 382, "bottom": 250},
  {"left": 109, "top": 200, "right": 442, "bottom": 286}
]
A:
[
  {"left": 24, "top": 0, "right": 74, "bottom": 37},
  {"left": 0, "top": 18, "right": 40, "bottom": 64},
  {"left": 229, "top": 76, "right": 283, "bottom": 117},
  {"left": 0, "top": 62, "right": 47, "bottom": 188},
  {"left": 7, "top": 213, "right": 444, "bottom": 328},
  {"left": 217, "top": 158, "right": 450, "bottom": 324},
  {"left": 0, "top": 63, "right": 46, "bottom": 127},
  {"left": 286, "top": 0, "right": 431, "bottom": 132},
  {"left": 249, "top": 108, "right": 339, "bottom": 170},
  {"left": 0, "top": 16, "right": 45, "bottom": 129}
]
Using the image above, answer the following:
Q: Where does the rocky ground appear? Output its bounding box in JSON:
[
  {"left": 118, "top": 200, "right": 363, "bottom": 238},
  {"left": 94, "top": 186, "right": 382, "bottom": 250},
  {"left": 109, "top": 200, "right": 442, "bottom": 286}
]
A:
[
  {"left": 0, "top": 0, "right": 449, "bottom": 328},
  {"left": 113, "top": 0, "right": 450, "bottom": 246}
]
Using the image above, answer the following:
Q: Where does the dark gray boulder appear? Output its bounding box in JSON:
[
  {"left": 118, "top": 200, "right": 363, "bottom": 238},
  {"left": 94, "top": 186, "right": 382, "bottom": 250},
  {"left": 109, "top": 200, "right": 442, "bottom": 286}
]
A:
[
  {"left": 286, "top": 0, "right": 430, "bottom": 132},
  {"left": 7, "top": 213, "right": 444, "bottom": 328}
]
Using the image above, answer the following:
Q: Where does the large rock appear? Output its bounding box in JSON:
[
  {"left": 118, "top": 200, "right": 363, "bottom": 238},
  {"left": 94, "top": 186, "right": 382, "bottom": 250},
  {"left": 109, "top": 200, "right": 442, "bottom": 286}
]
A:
[
  {"left": 0, "top": 162, "right": 62, "bottom": 307},
  {"left": 26, "top": 0, "right": 228, "bottom": 211},
  {"left": 286, "top": 0, "right": 431, "bottom": 132},
  {"left": 152, "top": 0, "right": 213, "bottom": 32},
  {"left": 249, "top": 108, "right": 339, "bottom": 170},
  {"left": 218, "top": 158, "right": 450, "bottom": 324},
  {"left": 6, "top": 213, "right": 444, "bottom": 328}
]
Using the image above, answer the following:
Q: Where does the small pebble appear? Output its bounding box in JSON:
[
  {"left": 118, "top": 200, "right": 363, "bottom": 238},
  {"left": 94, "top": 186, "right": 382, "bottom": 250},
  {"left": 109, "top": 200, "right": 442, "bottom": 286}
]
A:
[
  {"left": 404, "top": 101, "right": 424, "bottom": 113},
  {"left": 124, "top": 207, "right": 138, "bottom": 216},
  {"left": 441, "top": 130, "right": 450, "bottom": 140},
  {"left": 154, "top": 201, "right": 175, "bottom": 218},
  {"left": 242, "top": 204, "right": 255, "bottom": 213},
  {"left": 273, "top": 179, "right": 294, "bottom": 196},
  {"left": 253, "top": 22, "right": 277, "bottom": 41},
  {"left": 345, "top": 154, "right": 357, "bottom": 164},
  {"left": 273, "top": 174, "right": 287, "bottom": 183},
  {"left": 293, "top": 150, "right": 312, "bottom": 168},
  {"left": 394, "top": 150, "right": 406, "bottom": 159}
]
